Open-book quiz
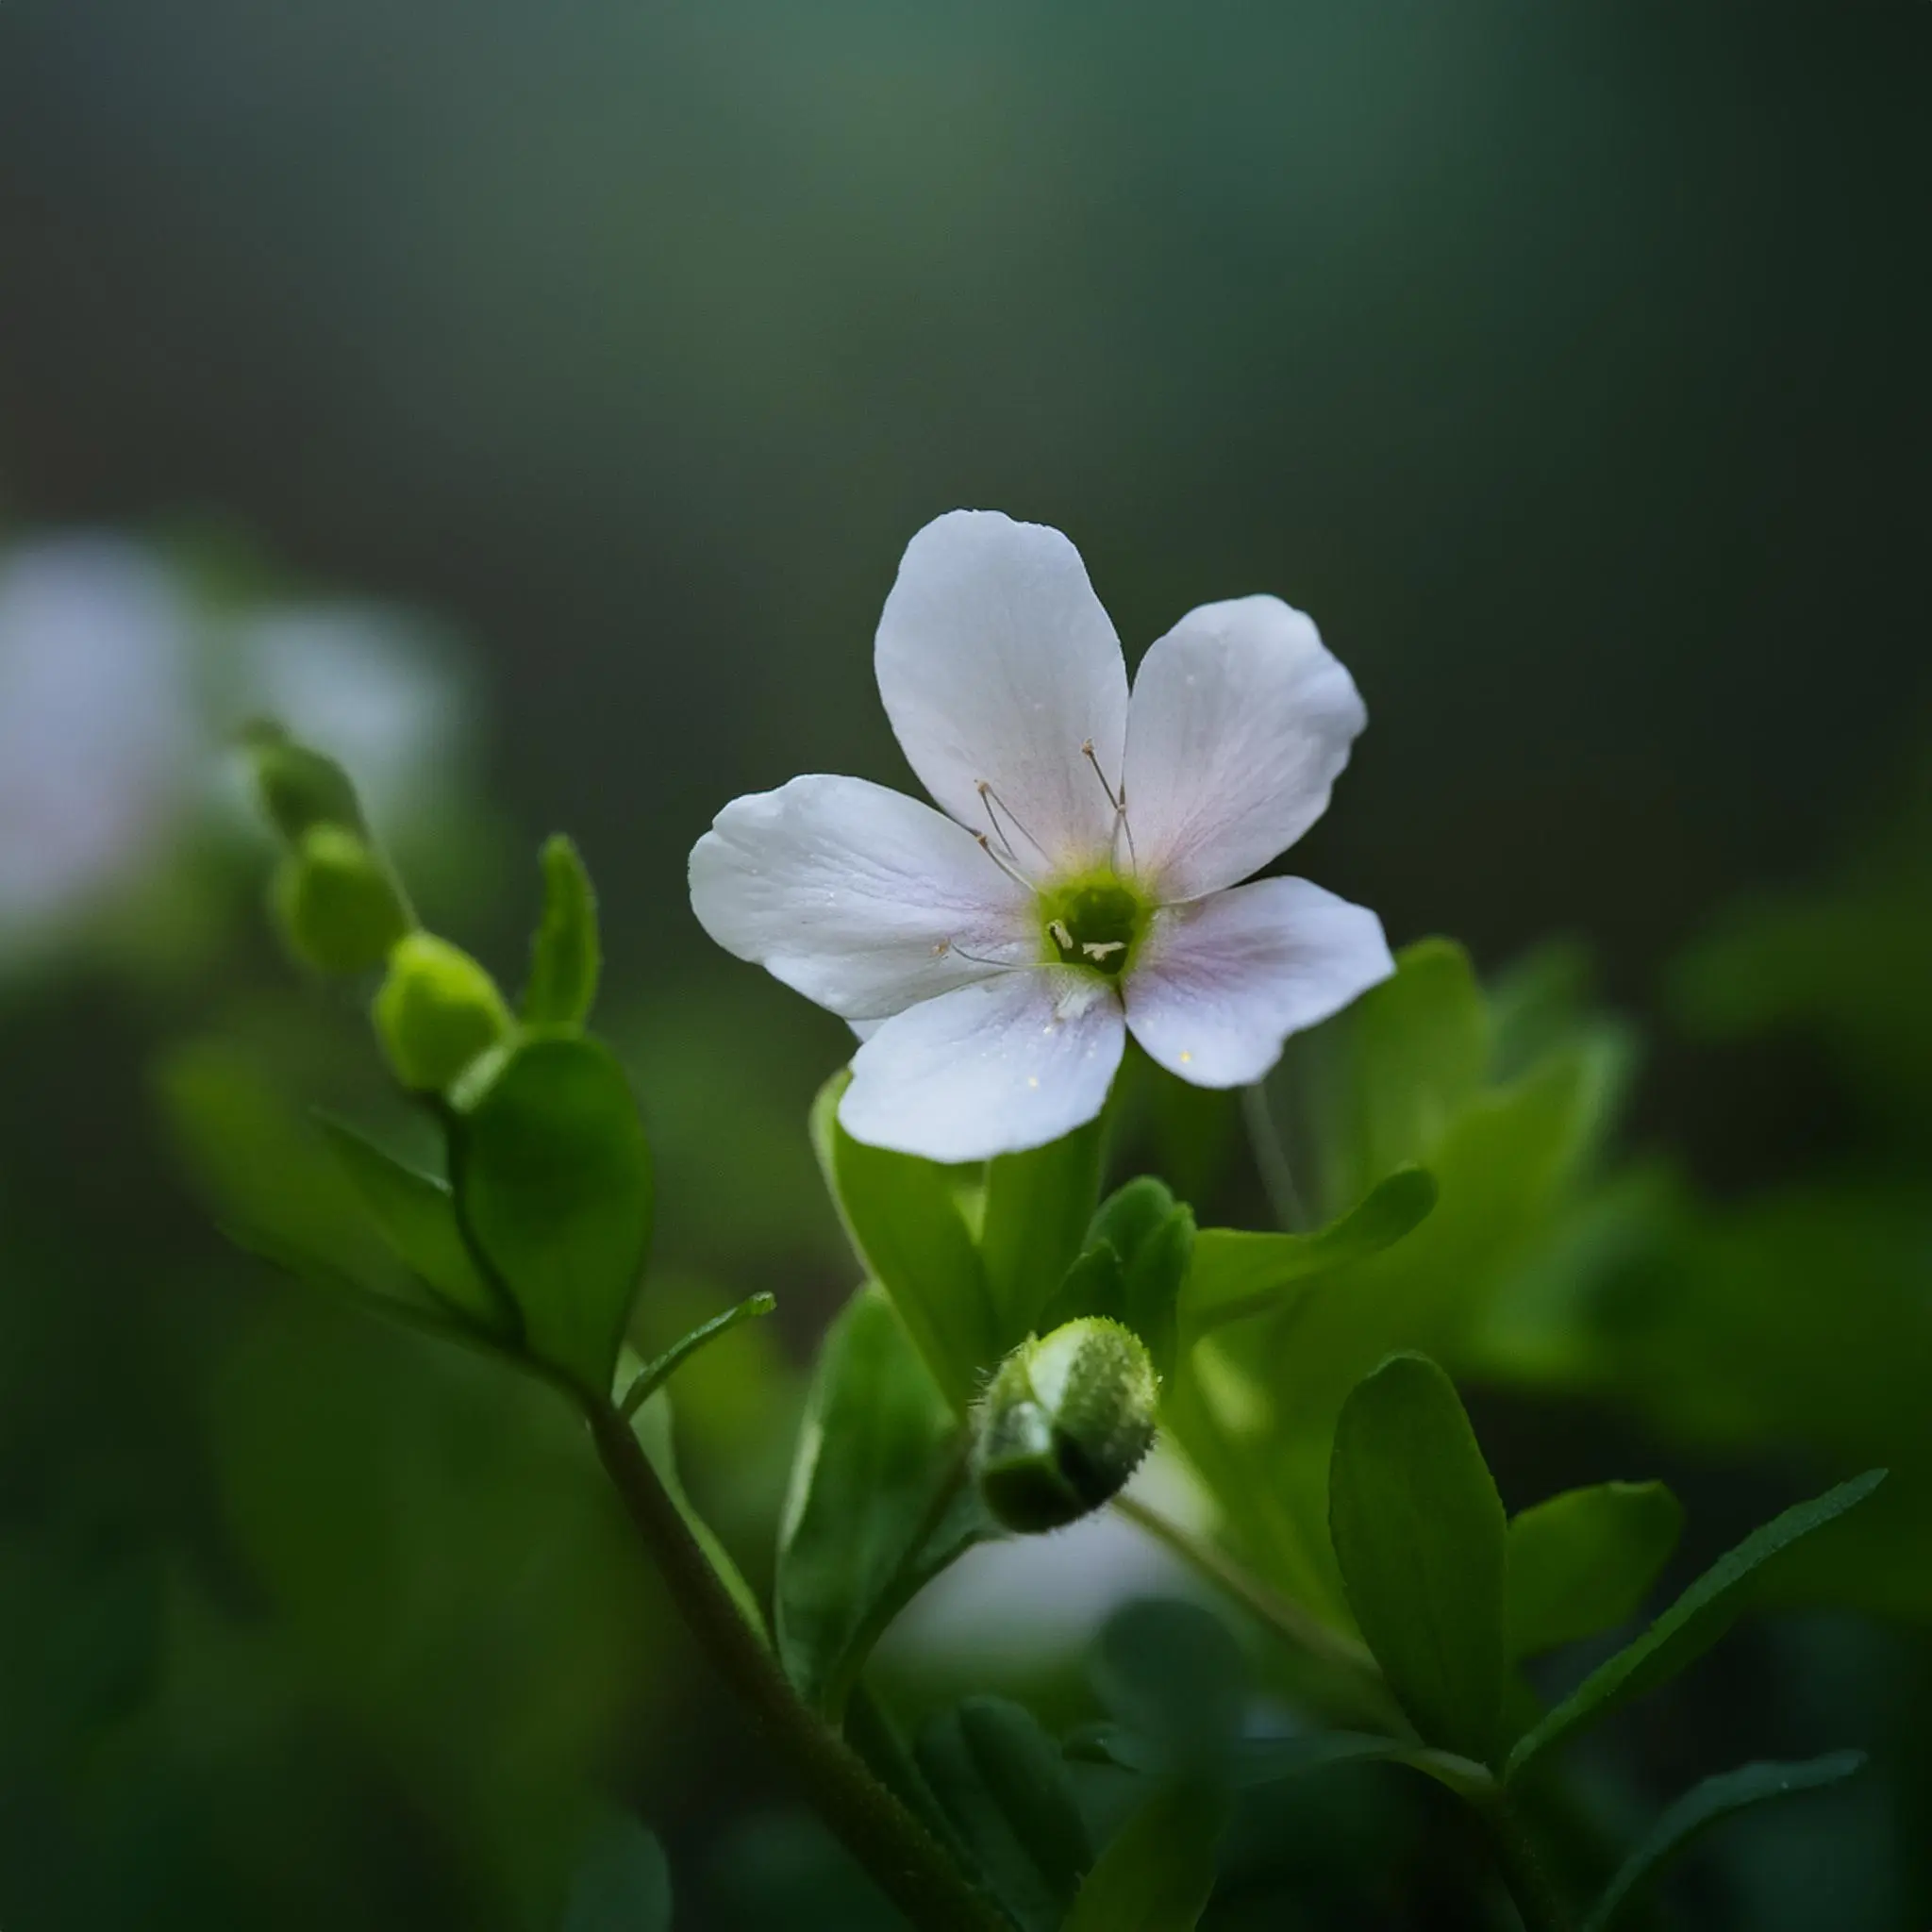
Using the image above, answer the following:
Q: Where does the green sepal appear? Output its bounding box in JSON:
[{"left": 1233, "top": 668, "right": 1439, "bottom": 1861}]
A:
[
  {"left": 914, "top": 1697, "right": 1092, "bottom": 1932},
  {"left": 1506, "top": 1480, "right": 1683, "bottom": 1661},
  {"left": 1583, "top": 1751, "right": 1867, "bottom": 1931},
  {"left": 317, "top": 1114, "right": 512, "bottom": 1335},
  {"left": 525, "top": 834, "right": 602, "bottom": 1029},
  {"left": 775, "top": 1286, "right": 986, "bottom": 1715},
  {"left": 809, "top": 1071, "right": 995, "bottom": 1414},
  {"left": 1506, "top": 1470, "right": 1887, "bottom": 1780},
  {"left": 1329, "top": 1353, "right": 1507, "bottom": 1764},
  {"left": 448, "top": 1033, "right": 653, "bottom": 1397}
]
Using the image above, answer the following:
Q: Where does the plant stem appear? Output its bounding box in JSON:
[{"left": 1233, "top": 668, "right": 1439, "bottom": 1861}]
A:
[
  {"left": 1241, "top": 1081, "right": 1307, "bottom": 1231},
  {"left": 1112, "top": 1491, "right": 1377, "bottom": 1681},
  {"left": 1480, "top": 1790, "right": 1574, "bottom": 1932},
  {"left": 584, "top": 1399, "right": 1008, "bottom": 1932}
]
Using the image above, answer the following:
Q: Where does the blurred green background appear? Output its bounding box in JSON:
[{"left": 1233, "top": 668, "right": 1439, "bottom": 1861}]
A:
[{"left": 0, "top": 7, "right": 1926, "bottom": 1927}]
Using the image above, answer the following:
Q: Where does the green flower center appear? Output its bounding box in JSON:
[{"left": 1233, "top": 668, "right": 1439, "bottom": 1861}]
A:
[{"left": 1039, "top": 873, "right": 1150, "bottom": 979}]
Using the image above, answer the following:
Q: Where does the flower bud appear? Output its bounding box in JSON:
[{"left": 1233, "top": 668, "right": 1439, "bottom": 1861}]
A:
[
  {"left": 373, "top": 932, "right": 512, "bottom": 1094},
  {"left": 974, "top": 1317, "right": 1158, "bottom": 1535},
  {"left": 245, "top": 723, "right": 365, "bottom": 842},
  {"left": 271, "top": 825, "right": 411, "bottom": 974}
]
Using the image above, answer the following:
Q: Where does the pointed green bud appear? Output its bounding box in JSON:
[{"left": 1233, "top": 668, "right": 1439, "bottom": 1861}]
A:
[
  {"left": 373, "top": 933, "right": 512, "bottom": 1094},
  {"left": 245, "top": 722, "right": 366, "bottom": 842},
  {"left": 974, "top": 1317, "right": 1158, "bottom": 1535},
  {"left": 271, "top": 825, "right": 412, "bottom": 974}
]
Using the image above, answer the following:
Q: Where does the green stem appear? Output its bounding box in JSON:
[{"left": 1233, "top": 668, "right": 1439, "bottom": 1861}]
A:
[
  {"left": 1241, "top": 1081, "right": 1307, "bottom": 1232},
  {"left": 584, "top": 1399, "right": 1007, "bottom": 1932},
  {"left": 1480, "top": 1790, "right": 1574, "bottom": 1932}
]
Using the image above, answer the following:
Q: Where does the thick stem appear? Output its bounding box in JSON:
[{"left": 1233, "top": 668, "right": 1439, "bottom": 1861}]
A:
[
  {"left": 584, "top": 1400, "right": 1007, "bottom": 1932},
  {"left": 1481, "top": 1790, "right": 1574, "bottom": 1932}
]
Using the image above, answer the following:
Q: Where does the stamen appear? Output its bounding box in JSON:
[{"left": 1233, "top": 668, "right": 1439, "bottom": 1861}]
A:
[
  {"left": 1080, "top": 940, "right": 1125, "bottom": 962},
  {"left": 940, "top": 935, "right": 1054, "bottom": 974},
  {"left": 1048, "top": 918, "right": 1074, "bottom": 950},
  {"left": 974, "top": 831, "right": 1034, "bottom": 891},
  {"left": 975, "top": 779, "right": 1052, "bottom": 863},
  {"left": 1081, "top": 740, "right": 1140, "bottom": 872}
]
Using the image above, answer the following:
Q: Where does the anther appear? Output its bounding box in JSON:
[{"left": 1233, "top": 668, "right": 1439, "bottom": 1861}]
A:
[
  {"left": 1048, "top": 918, "right": 1074, "bottom": 950},
  {"left": 975, "top": 779, "right": 1052, "bottom": 863},
  {"left": 974, "top": 832, "right": 1034, "bottom": 891}
]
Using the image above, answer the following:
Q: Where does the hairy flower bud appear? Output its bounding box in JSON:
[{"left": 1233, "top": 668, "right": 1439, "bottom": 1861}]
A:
[
  {"left": 272, "top": 824, "right": 411, "bottom": 974},
  {"left": 974, "top": 1316, "right": 1158, "bottom": 1535},
  {"left": 373, "top": 932, "right": 512, "bottom": 1094}
]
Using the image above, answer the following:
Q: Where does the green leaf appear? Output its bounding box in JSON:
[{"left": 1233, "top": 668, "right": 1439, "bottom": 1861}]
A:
[
  {"left": 1181, "top": 1165, "right": 1437, "bottom": 1334},
  {"left": 561, "top": 1809, "right": 672, "bottom": 1932},
  {"left": 449, "top": 1034, "right": 653, "bottom": 1397},
  {"left": 318, "top": 1115, "right": 510, "bottom": 1333},
  {"left": 809, "top": 1072, "right": 994, "bottom": 1413},
  {"left": 619, "top": 1292, "right": 776, "bottom": 1417},
  {"left": 525, "top": 834, "right": 602, "bottom": 1028},
  {"left": 1041, "top": 1180, "right": 1196, "bottom": 1376},
  {"left": 1506, "top": 1481, "right": 1683, "bottom": 1660},
  {"left": 1507, "top": 1471, "right": 1888, "bottom": 1781},
  {"left": 915, "top": 1697, "right": 1092, "bottom": 1931},
  {"left": 1583, "top": 1752, "right": 1867, "bottom": 1932},
  {"left": 775, "top": 1286, "right": 985, "bottom": 1715},
  {"left": 1275, "top": 938, "right": 1488, "bottom": 1222},
  {"left": 979, "top": 1118, "right": 1106, "bottom": 1348},
  {"left": 1091, "top": 1600, "right": 1245, "bottom": 1783},
  {"left": 1329, "top": 1353, "right": 1507, "bottom": 1763},
  {"left": 1063, "top": 1782, "right": 1225, "bottom": 1932}
]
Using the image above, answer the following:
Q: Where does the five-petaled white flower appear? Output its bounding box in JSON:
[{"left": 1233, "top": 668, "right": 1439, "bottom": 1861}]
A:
[{"left": 689, "top": 510, "right": 1393, "bottom": 1162}]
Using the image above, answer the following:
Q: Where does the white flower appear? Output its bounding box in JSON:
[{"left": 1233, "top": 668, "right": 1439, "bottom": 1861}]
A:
[{"left": 689, "top": 510, "right": 1393, "bottom": 1162}]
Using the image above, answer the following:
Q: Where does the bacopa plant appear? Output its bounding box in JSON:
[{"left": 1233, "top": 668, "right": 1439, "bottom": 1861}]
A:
[{"left": 187, "top": 513, "right": 1884, "bottom": 1932}]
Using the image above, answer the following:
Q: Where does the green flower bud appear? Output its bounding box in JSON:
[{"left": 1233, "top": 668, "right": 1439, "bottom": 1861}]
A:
[
  {"left": 271, "top": 825, "right": 412, "bottom": 974},
  {"left": 245, "top": 723, "right": 366, "bottom": 842},
  {"left": 373, "top": 933, "right": 512, "bottom": 1094},
  {"left": 974, "top": 1317, "right": 1158, "bottom": 1535}
]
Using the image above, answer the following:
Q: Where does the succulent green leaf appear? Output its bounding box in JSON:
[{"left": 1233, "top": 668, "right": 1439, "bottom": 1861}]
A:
[
  {"left": 809, "top": 1071, "right": 995, "bottom": 1413},
  {"left": 449, "top": 1034, "right": 653, "bottom": 1396},
  {"left": 914, "top": 1697, "right": 1092, "bottom": 1931},
  {"left": 1062, "top": 1781, "right": 1226, "bottom": 1932},
  {"left": 775, "top": 1286, "right": 985, "bottom": 1715},
  {"left": 1506, "top": 1481, "right": 1683, "bottom": 1660},
  {"left": 525, "top": 834, "right": 602, "bottom": 1028},
  {"left": 1182, "top": 1164, "right": 1437, "bottom": 1334},
  {"left": 1583, "top": 1752, "right": 1867, "bottom": 1932},
  {"left": 1329, "top": 1353, "right": 1507, "bottom": 1763},
  {"left": 561, "top": 1810, "right": 672, "bottom": 1932},
  {"left": 1507, "top": 1471, "right": 1888, "bottom": 1781},
  {"left": 317, "top": 1115, "right": 510, "bottom": 1333}
]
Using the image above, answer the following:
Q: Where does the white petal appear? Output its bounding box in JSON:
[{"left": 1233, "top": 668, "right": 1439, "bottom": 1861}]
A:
[
  {"left": 874, "top": 510, "right": 1129, "bottom": 875},
  {"left": 689, "top": 774, "right": 1035, "bottom": 1022},
  {"left": 1124, "top": 877, "right": 1392, "bottom": 1087},
  {"left": 1123, "top": 595, "right": 1366, "bottom": 901},
  {"left": 841, "top": 969, "right": 1125, "bottom": 1162}
]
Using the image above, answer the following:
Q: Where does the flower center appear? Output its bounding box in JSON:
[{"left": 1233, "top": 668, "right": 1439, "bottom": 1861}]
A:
[{"left": 1040, "top": 872, "right": 1149, "bottom": 978}]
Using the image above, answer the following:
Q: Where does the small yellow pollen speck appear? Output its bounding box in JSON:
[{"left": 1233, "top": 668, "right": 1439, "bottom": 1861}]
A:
[
  {"left": 1179, "top": 1051, "right": 1192, "bottom": 1063},
  {"left": 1026, "top": 1075, "right": 1040, "bottom": 1089}
]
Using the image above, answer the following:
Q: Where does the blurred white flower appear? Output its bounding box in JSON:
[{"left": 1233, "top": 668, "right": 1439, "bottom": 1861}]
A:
[
  {"left": 691, "top": 509, "right": 1393, "bottom": 1161},
  {"left": 0, "top": 535, "right": 199, "bottom": 946},
  {"left": 231, "top": 604, "right": 469, "bottom": 829}
]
